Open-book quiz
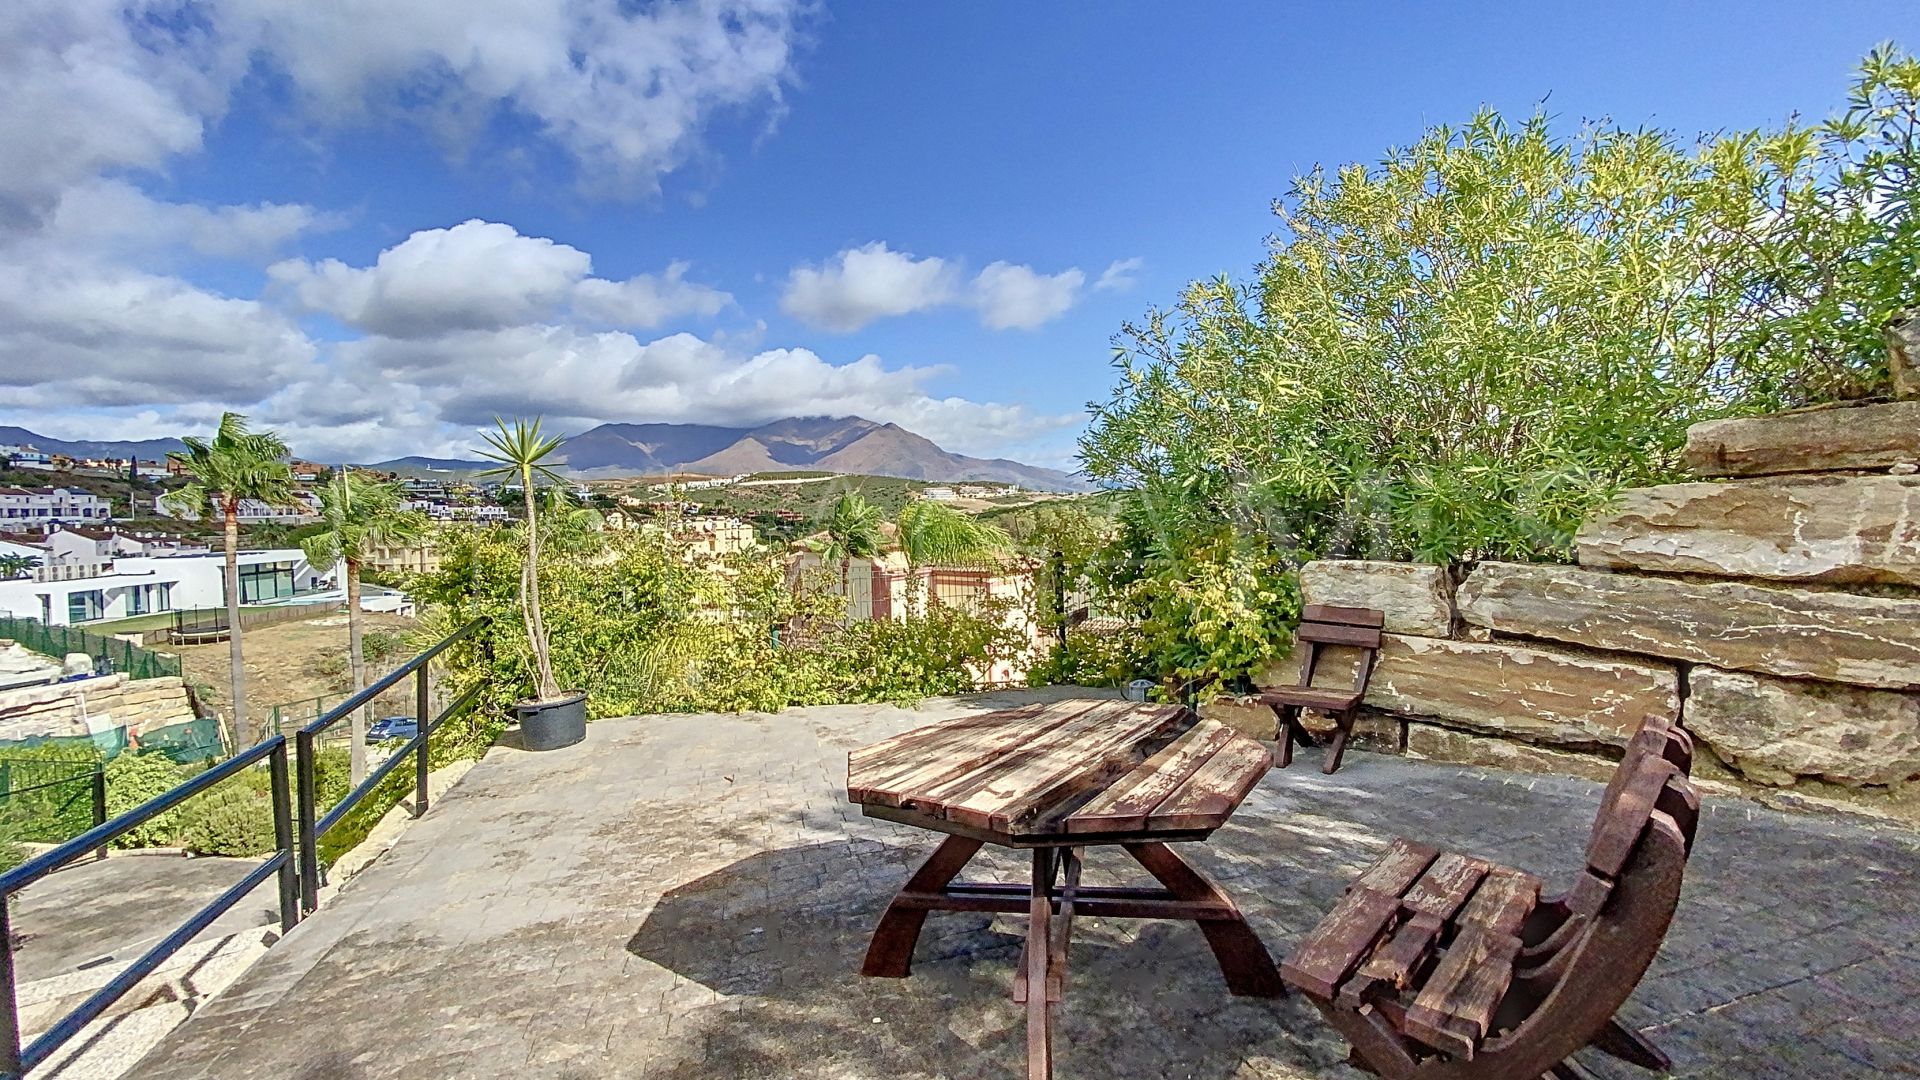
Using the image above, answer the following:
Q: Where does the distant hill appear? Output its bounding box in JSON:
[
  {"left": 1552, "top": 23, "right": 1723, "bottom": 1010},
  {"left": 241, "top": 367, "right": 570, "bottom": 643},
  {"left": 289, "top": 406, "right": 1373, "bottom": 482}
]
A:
[
  {"left": 558, "top": 417, "right": 1089, "bottom": 492},
  {"left": 0, "top": 418, "right": 1089, "bottom": 492},
  {"left": 369, "top": 455, "right": 494, "bottom": 475},
  {"left": 0, "top": 426, "right": 186, "bottom": 461}
]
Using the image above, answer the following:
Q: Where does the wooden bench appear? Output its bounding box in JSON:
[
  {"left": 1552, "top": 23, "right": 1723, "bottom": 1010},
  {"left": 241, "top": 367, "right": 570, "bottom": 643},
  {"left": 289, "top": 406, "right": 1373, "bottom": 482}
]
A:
[
  {"left": 1257, "top": 604, "right": 1387, "bottom": 774},
  {"left": 1280, "top": 713, "right": 1701, "bottom": 1079}
]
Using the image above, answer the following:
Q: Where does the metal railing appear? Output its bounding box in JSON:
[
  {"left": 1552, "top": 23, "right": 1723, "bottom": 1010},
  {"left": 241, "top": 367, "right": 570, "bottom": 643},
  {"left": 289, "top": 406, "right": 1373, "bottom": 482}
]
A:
[
  {"left": 0, "top": 617, "right": 493, "bottom": 1076},
  {"left": 0, "top": 738, "right": 296, "bottom": 1078},
  {"left": 295, "top": 618, "right": 487, "bottom": 912}
]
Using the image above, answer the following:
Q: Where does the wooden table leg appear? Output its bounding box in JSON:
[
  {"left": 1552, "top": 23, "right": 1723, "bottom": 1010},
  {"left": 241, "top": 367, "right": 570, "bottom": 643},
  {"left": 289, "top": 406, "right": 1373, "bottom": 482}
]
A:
[
  {"left": 1125, "top": 842, "right": 1285, "bottom": 997},
  {"left": 1026, "top": 847, "right": 1056, "bottom": 1080},
  {"left": 862, "top": 835, "right": 984, "bottom": 977}
]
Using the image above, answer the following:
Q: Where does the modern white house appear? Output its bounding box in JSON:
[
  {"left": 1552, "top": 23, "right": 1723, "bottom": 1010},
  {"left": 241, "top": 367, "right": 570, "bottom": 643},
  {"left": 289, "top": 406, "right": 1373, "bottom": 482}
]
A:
[
  {"left": 0, "top": 546, "right": 332, "bottom": 626},
  {"left": 0, "top": 487, "right": 112, "bottom": 533}
]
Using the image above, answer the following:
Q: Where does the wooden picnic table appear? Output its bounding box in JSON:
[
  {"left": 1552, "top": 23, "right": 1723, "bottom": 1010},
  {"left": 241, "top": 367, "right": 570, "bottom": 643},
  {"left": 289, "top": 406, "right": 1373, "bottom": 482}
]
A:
[{"left": 846, "top": 698, "right": 1284, "bottom": 1080}]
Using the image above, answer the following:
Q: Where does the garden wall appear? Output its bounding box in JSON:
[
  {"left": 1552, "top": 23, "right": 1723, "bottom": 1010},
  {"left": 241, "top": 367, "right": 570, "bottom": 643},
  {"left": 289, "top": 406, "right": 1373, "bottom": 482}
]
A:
[
  {"left": 0, "top": 674, "right": 198, "bottom": 743},
  {"left": 1206, "top": 397, "right": 1920, "bottom": 808}
]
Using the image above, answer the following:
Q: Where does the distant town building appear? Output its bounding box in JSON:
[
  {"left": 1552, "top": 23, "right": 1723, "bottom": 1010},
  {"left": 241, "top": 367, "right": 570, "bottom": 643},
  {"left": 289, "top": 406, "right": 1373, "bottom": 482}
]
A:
[
  {"left": 361, "top": 540, "right": 442, "bottom": 576},
  {"left": 0, "top": 445, "right": 51, "bottom": 468},
  {"left": 664, "top": 516, "right": 758, "bottom": 561},
  {"left": 0, "top": 487, "right": 111, "bottom": 533},
  {"left": 155, "top": 490, "right": 322, "bottom": 523},
  {"left": 921, "top": 486, "right": 957, "bottom": 501}
]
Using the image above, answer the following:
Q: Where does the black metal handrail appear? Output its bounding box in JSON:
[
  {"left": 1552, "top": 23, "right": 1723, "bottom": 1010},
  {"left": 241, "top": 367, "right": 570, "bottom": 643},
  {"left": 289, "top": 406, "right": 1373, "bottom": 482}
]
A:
[
  {"left": 295, "top": 617, "right": 488, "bottom": 912},
  {"left": 0, "top": 737, "right": 296, "bottom": 1078}
]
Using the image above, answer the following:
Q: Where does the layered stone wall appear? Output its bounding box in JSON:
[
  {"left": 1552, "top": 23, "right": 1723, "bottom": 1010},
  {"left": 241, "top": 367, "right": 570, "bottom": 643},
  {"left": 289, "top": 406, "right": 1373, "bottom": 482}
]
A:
[
  {"left": 0, "top": 674, "right": 198, "bottom": 742},
  {"left": 1206, "top": 398, "right": 1920, "bottom": 811}
]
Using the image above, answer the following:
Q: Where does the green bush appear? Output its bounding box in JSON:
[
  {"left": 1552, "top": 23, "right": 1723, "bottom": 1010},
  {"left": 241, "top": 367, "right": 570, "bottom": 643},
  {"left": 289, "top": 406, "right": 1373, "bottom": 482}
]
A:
[
  {"left": 175, "top": 785, "right": 278, "bottom": 857},
  {"left": 1082, "top": 45, "right": 1920, "bottom": 569},
  {"left": 410, "top": 519, "right": 1039, "bottom": 723},
  {"left": 105, "top": 752, "right": 187, "bottom": 849}
]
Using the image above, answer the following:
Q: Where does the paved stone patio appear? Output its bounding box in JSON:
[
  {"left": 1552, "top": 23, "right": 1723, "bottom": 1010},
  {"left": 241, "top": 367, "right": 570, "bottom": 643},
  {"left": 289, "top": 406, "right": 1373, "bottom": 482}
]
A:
[{"left": 130, "top": 688, "right": 1920, "bottom": 1079}]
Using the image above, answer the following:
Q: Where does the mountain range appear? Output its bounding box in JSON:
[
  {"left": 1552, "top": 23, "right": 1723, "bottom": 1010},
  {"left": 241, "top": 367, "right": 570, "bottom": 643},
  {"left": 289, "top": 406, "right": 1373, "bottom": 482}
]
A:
[{"left": 1, "top": 418, "right": 1088, "bottom": 492}]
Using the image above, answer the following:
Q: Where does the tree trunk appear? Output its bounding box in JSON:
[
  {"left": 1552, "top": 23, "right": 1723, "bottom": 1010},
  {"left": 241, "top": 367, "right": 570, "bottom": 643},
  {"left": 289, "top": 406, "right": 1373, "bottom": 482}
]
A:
[
  {"left": 222, "top": 503, "right": 251, "bottom": 747},
  {"left": 347, "top": 558, "right": 367, "bottom": 785},
  {"left": 521, "top": 472, "right": 559, "bottom": 701}
]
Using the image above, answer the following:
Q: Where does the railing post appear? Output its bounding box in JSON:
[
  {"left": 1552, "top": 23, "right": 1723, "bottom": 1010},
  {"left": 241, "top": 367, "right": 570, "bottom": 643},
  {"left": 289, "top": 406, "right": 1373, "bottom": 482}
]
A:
[
  {"left": 0, "top": 898, "right": 19, "bottom": 1079},
  {"left": 295, "top": 729, "right": 320, "bottom": 914},
  {"left": 269, "top": 740, "right": 299, "bottom": 933},
  {"left": 89, "top": 766, "right": 108, "bottom": 864},
  {"left": 414, "top": 666, "right": 430, "bottom": 817}
]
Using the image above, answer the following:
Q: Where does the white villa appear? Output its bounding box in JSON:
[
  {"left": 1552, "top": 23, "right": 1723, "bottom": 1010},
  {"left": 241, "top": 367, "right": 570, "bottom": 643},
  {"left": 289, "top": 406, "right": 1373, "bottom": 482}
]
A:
[
  {"left": 0, "top": 486, "right": 112, "bottom": 533},
  {"left": 0, "top": 530, "right": 330, "bottom": 626}
]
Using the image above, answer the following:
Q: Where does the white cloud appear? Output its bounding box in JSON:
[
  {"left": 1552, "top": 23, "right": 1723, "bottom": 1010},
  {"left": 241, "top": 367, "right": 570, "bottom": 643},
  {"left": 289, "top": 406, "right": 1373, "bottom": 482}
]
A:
[
  {"left": 0, "top": 0, "right": 810, "bottom": 233},
  {"left": 1094, "top": 256, "right": 1144, "bottom": 292},
  {"left": 0, "top": 2, "right": 238, "bottom": 229},
  {"left": 42, "top": 180, "right": 341, "bottom": 262},
  {"left": 270, "top": 220, "right": 592, "bottom": 337},
  {"left": 783, "top": 242, "right": 1100, "bottom": 332},
  {"left": 969, "top": 261, "right": 1085, "bottom": 331},
  {"left": 781, "top": 242, "right": 960, "bottom": 332},
  {"left": 269, "top": 220, "right": 730, "bottom": 337},
  {"left": 0, "top": 261, "right": 317, "bottom": 408},
  {"left": 573, "top": 261, "right": 732, "bottom": 327}
]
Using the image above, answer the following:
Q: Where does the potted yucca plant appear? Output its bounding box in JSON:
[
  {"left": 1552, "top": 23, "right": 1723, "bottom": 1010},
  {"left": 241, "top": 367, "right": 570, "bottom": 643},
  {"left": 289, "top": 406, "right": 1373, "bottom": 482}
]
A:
[{"left": 477, "top": 417, "right": 587, "bottom": 751}]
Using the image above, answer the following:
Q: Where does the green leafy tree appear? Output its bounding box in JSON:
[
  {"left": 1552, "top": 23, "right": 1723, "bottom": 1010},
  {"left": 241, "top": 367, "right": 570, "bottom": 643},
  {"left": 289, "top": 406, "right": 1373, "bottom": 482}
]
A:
[
  {"left": 301, "top": 472, "right": 429, "bottom": 784},
  {"left": 819, "top": 492, "right": 884, "bottom": 616},
  {"left": 475, "top": 418, "right": 568, "bottom": 704},
  {"left": 1083, "top": 46, "right": 1920, "bottom": 570},
  {"left": 168, "top": 412, "right": 296, "bottom": 746},
  {"left": 896, "top": 500, "right": 1012, "bottom": 566},
  {"left": 0, "top": 554, "right": 40, "bottom": 580}
]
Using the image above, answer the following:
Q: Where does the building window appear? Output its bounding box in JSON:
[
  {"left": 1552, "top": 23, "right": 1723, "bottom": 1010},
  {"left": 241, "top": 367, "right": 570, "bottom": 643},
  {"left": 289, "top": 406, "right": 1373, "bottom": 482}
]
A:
[
  {"left": 68, "top": 590, "right": 104, "bottom": 623},
  {"left": 237, "top": 561, "right": 296, "bottom": 603}
]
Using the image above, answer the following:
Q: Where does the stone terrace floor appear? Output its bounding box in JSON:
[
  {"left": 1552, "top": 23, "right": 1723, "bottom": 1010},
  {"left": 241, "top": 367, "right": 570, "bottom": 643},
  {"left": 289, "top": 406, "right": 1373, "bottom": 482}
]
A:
[{"left": 132, "top": 687, "right": 1920, "bottom": 1080}]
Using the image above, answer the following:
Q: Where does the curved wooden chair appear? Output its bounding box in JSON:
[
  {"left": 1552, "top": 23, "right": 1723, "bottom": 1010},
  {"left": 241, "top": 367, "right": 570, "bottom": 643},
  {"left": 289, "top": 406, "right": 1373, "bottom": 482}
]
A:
[{"left": 1281, "top": 714, "right": 1700, "bottom": 1079}]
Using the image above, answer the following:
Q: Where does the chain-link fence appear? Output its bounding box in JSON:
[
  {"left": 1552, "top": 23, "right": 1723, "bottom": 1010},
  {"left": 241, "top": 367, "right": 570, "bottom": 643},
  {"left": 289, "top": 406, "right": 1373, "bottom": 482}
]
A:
[{"left": 0, "top": 616, "right": 182, "bottom": 680}]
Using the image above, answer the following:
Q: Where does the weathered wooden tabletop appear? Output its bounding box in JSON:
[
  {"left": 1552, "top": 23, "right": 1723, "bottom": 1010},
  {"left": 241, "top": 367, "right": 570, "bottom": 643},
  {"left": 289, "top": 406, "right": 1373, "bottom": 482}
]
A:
[
  {"left": 847, "top": 697, "right": 1273, "bottom": 842},
  {"left": 848, "top": 698, "right": 1283, "bottom": 1080}
]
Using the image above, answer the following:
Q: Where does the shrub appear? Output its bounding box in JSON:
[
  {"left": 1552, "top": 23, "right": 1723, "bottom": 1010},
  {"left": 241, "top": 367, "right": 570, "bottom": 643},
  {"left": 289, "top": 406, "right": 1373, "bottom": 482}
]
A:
[
  {"left": 105, "top": 752, "right": 187, "bottom": 849},
  {"left": 175, "top": 784, "right": 278, "bottom": 857},
  {"left": 1082, "top": 46, "right": 1920, "bottom": 568}
]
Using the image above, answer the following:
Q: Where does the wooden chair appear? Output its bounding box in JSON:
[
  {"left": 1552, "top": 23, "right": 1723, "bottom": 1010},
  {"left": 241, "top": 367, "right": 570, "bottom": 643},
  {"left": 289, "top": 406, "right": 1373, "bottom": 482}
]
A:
[
  {"left": 1257, "top": 604, "right": 1385, "bottom": 774},
  {"left": 1280, "top": 714, "right": 1701, "bottom": 1079}
]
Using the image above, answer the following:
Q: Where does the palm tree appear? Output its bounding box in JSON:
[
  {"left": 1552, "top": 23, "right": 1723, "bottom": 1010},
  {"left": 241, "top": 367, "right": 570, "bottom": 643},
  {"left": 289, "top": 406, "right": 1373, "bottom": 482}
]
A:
[
  {"left": 301, "top": 472, "right": 428, "bottom": 784},
  {"left": 819, "top": 492, "right": 885, "bottom": 619},
  {"left": 476, "top": 418, "right": 567, "bottom": 704},
  {"left": 168, "top": 413, "right": 295, "bottom": 747},
  {"left": 896, "top": 499, "right": 1013, "bottom": 566},
  {"left": 0, "top": 554, "right": 40, "bottom": 580}
]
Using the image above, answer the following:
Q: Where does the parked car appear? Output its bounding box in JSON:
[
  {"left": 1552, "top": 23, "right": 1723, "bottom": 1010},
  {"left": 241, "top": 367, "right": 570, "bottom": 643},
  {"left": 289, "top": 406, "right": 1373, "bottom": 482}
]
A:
[{"left": 365, "top": 716, "right": 418, "bottom": 743}]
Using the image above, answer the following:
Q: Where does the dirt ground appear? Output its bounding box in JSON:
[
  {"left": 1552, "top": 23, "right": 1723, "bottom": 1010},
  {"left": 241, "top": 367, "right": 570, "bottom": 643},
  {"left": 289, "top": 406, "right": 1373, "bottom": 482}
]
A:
[{"left": 168, "top": 612, "right": 419, "bottom": 735}]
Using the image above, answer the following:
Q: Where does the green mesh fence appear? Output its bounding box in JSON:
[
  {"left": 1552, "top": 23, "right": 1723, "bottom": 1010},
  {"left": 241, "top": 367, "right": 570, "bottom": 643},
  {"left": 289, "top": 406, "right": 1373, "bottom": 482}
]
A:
[
  {"left": 0, "top": 755, "right": 102, "bottom": 846},
  {"left": 137, "top": 719, "right": 225, "bottom": 765},
  {"left": 0, "top": 728, "right": 128, "bottom": 760},
  {"left": 0, "top": 616, "right": 182, "bottom": 681}
]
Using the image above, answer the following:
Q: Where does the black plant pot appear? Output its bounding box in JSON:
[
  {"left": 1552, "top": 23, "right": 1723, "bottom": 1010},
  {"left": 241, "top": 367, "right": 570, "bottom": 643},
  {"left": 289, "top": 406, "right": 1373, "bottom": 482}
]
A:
[{"left": 515, "top": 690, "right": 588, "bottom": 751}]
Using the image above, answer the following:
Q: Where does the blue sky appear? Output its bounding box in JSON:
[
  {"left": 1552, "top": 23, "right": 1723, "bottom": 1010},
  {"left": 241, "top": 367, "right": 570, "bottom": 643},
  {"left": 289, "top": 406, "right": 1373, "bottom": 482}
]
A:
[{"left": 0, "top": 2, "right": 1911, "bottom": 468}]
